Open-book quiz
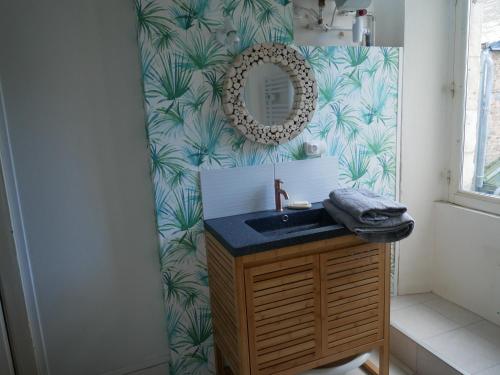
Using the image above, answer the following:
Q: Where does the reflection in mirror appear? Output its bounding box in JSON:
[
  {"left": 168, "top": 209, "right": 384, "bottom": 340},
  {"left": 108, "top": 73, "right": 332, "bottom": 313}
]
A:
[{"left": 244, "top": 63, "right": 295, "bottom": 126}]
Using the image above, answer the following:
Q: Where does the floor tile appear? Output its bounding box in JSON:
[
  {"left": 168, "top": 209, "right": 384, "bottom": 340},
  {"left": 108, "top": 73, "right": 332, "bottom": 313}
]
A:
[
  {"left": 467, "top": 320, "right": 500, "bottom": 348},
  {"left": 416, "top": 346, "right": 461, "bottom": 375},
  {"left": 423, "top": 297, "right": 483, "bottom": 326},
  {"left": 391, "top": 293, "right": 438, "bottom": 312},
  {"left": 387, "top": 356, "right": 414, "bottom": 375},
  {"left": 345, "top": 368, "right": 367, "bottom": 375},
  {"left": 303, "top": 355, "right": 411, "bottom": 375},
  {"left": 476, "top": 364, "right": 500, "bottom": 374},
  {"left": 391, "top": 303, "right": 459, "bottom": 340},
  {"left": 424, "top": 326, "right": 500, "bottom": 374},
  {"left": 390, "top": 327, "right": 417, "bottom": 372}
]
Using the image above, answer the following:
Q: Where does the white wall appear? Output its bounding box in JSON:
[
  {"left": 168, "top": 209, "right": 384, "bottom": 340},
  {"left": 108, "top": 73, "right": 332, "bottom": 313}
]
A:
[
  {"left": 375, "top": 0, "right": 405, "bottom": 47},
  {"left": 0, "top": 1, "right": 169, "bottom": 374},
  {"left": 293, "top": 0, "right": 404, "bottom": 47},
  {"left": 398, "top": 0, "right": 454, "bottom": 294},
  {"left": 433, "top": 202, "right": 500, "bottom": 326}
]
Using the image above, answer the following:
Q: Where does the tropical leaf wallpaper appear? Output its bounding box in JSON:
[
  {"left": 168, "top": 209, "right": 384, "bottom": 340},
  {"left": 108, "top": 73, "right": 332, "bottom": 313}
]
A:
[{"left": 135, "top": 0, "right": 400, "bottom": 373}]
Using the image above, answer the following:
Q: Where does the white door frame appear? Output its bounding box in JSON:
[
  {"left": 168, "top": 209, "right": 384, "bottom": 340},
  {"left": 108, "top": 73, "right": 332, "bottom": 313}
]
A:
[{"left": 0, "top": 78, "right": 43, "bottom": 374}]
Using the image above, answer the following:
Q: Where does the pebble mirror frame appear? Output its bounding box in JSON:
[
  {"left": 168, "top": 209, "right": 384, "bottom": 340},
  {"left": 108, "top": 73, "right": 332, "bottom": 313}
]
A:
[{"left": 222, "top": 43, "right": 318, "bottom": 145}]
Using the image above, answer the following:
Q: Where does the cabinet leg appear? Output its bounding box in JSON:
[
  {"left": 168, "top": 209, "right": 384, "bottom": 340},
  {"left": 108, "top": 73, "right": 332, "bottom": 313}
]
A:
[
  {"left": 361, "top": 360, "right": 379, "bottom": 375},
  {"left": 360, "top": 344, "right": 390, "bottom": 375},
  {"left": 379, "top": 343, "right": 390, "bottom": 375}
]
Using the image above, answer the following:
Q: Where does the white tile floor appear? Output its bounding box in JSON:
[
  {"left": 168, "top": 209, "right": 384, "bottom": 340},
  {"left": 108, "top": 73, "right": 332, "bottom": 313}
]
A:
[{"left": 391, "top": 293, "right": 500, "bottom": 375}]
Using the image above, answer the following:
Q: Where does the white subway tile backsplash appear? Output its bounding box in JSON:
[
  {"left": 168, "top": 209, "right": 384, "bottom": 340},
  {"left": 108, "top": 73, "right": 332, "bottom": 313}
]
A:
[
  {"left": 200, "top": 164, "right": 274, "bottom": 219},
  {"left": 200, "top": 157, "right": 339, "bottom": 219},
  {"left": 274, "top": 157, "right": 339, "bottom": 204}
]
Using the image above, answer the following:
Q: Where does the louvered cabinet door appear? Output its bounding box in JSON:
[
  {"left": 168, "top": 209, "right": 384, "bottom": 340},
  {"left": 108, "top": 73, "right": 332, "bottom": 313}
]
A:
[
  {"left": 320, "top": 243, "right": 386, "bottom": 355},
  {"left": 244, "top": 256, "right": 322, "bottom": 375}
]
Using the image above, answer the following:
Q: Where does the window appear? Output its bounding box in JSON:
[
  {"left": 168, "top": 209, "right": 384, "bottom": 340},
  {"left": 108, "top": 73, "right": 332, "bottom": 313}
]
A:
[{"left": 451, "top": 0, "right": 500, "bottom": 213}]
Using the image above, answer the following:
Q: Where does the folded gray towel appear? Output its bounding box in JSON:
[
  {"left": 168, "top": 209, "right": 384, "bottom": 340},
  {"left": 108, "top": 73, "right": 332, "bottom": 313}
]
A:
[
  {"left": 329, "top": 188, "right": 407, "bottom": 225},
  {"left": 323, "top": 199, "right": 414, "bottom": 243}
]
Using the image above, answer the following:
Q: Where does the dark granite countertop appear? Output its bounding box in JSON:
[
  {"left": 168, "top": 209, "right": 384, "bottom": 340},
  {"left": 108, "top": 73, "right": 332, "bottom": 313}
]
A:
[{"left": 204, "top": 202, "right": 352, "bottom": 257}]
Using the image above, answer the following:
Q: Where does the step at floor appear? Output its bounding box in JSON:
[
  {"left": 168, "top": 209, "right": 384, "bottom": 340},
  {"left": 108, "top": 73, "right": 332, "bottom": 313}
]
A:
[
  {"left": 391, "top": 293, "right": 500, "bottom": 375},
  {"left": 345, "top": 351, "right": 413, "bottom": 375}
]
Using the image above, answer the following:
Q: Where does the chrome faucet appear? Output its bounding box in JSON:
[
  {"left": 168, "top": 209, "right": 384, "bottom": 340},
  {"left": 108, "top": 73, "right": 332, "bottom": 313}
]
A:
[{"left": 274, "top": 179, "right": 289, "bottom": 212}]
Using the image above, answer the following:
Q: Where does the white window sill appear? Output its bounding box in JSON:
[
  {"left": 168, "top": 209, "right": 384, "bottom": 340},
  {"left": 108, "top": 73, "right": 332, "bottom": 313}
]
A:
[{"left": 446, "top": 191, "right": 500, "bottom": 218}]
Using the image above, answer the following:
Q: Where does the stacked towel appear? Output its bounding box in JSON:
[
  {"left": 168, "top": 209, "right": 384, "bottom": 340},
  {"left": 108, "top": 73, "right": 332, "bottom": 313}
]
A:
[{"left": 323, "top": 188, "right": 414, "bottom": 243}]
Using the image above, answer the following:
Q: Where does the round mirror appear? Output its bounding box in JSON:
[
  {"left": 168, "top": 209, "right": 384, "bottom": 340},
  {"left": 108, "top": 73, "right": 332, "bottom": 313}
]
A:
[
  {"left": 244, "top": 64, "right": 295, "bottom": 126},
  {"left": 222, "top": 43, "right": 317, "bottom": 145}
]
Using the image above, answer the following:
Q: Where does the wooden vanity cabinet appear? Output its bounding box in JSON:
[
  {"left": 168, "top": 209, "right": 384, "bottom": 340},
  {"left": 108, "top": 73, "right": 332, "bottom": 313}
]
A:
[{"left": 206, "top": 233, "right": 390, "bottom": 375}]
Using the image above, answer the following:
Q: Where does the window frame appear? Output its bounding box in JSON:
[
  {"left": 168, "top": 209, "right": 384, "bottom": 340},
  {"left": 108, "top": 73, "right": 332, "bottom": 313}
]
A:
[{"left": 449, "top": 0, "right": 500, "bottom": 216}]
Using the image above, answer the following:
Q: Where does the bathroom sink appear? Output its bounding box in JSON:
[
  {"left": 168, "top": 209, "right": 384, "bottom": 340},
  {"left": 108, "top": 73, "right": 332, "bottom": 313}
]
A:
[
  {"left": 245, "top": 208, "right": 338, "bottom": 237},
  {"left": 204, "top": 203, "right": 351, "bottom": 256}
]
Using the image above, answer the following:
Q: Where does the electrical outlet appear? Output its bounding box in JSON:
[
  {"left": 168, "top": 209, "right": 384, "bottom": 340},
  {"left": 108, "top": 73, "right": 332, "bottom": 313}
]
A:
[{"left": 304, "top": 141, "right": 326, "bottom": 157}]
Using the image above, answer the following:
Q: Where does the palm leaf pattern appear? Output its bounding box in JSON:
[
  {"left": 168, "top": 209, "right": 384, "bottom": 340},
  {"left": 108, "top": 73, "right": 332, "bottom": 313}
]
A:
[
  {"left": 361, "top": 81, "right": 392, "bottom": 125},
  {"left": 170, "top": 231, "right": 201, "bottom": 263},
  {"left": 166, "top": 305, "right": 184, "bottom": 352},
  {"left": 318, "top": 74, "right": 344, "bottom": 109},
  {"left": 256, "top": 3, "right": 278, "bottom": 25},
  {"left": 181, "top": 32, "right": 228, "bottom": 70},
  {"left": 380, "top": 47, "right": 399, "bottom": 76},
  {"left": 221, "top": 0, "right": 240, "bottom": 17},
  {"left": 203, "top": 70, "right": 224, "bottom": 105},
  {"left": 364, "top": 127, "right": 394, "bottom": 156},
  {"left": 307, "top": 118, "right": 334, "bottom": 140},
  {"left": 178, "top": 308, "right": 213, "bottom": 349},
  {"left": 378, "top": 154, "right": 396, "bottom": 185},
  {"left": 230, "top": 16, "right": 258, "bottom": 56},
  {"left": 182, "top": 88, "right": 210, "bottom": 114},
  {"left": 242, "top": 0, "right": 273, "bottom": 15},
  {"left": 269, "top": 8, "right": 293, "bottom": 43},
  {"left": 184, "top": 111, "right": 227, "bottom": 166},
  {"left": 298, "top": 46, "right": 328, "bottom": 72},
  {"left": 161, "top": 188, "right": 202, "bottom": 233},
  {"left": 340, "top": 146, "right": 371, "bottom": 187},
  {"left": 152, "top": 54, "right": 193, "bottom": 102},
  {"left": 135, "top": 1, "right": 400, "bottom": 372},
  {"left": 341, "top": 46, "right": 370, "bottom": 75},
  {"left": 227, "top": 145, "right": 269, "bottom": 167},
  {"left": 283, "top": 137, "right": 308, "bottom": 160},
  {"left": 162, "top": 268, "right": 200, "bottom": 304},
  {"left": 156, "top": 102, "right": 186, "bottom": 136},
  {"left": 321, "top": 46, "right": 340, "bottom": 69},
  {"left": 170, "top": 0, "right": 218, "bottom": 31},
  {"left": 136, "top": 0, "right": 173, "bottom": 40},
  {"left": 342, "top": 69, "right": 363, "bottom": 95},
  {"left": 331, "top": 103, "right": 358, "bottom": 137},
  {"left": 150, "top": 144, "right": 185, "bottom": 181},
  {"left": 140, "top": 44, "right": 157, "bottom": 85}
]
